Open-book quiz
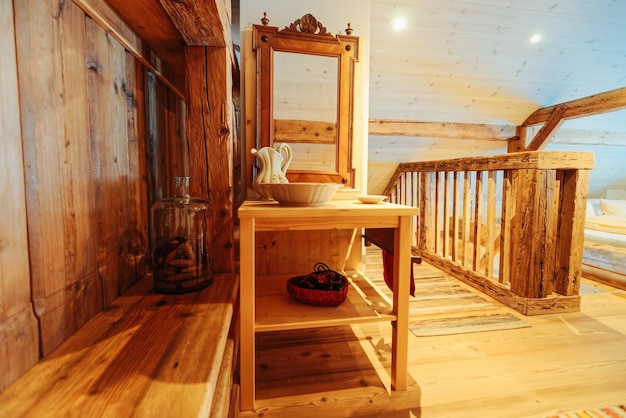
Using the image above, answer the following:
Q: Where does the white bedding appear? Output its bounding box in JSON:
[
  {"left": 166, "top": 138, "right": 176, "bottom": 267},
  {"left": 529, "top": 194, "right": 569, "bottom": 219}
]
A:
[
  {"left": 585, "top": 215, "right": 626, "bottom": 236},
  {"left": 584, "top": 228, "right": 626, "bottom": 248},
  {"left": 584, "top": 197, "right": 626, "bottom": 248},
  {"left": 583, "top": 195, "right": 626, "bottom": 283}
]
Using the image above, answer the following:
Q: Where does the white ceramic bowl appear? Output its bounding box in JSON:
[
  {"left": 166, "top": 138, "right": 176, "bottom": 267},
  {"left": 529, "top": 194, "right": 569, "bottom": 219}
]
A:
[
  {"left": 357, "top": 195, "right": 388, "bottom": 204},
  {"left": 267, "top": 183, "right": 341, "bottom": 206}
]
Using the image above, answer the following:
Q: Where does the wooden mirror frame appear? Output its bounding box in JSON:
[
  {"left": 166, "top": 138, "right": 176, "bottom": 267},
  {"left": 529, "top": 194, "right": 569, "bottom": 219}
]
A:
[{"left": 253, "top": 13, "right": 359, "bottom": 186}]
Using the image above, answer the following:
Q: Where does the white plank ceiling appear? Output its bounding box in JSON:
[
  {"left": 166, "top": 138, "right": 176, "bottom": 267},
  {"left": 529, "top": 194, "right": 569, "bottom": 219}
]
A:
[{"left": 367, "top": 0, "right": 626, "bottom": 194}]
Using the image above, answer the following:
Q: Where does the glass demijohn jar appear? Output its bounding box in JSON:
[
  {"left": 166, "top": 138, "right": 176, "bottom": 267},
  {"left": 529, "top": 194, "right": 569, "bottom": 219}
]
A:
[{"left": 150, "top": 176, "right": 213, "bottom": 293}]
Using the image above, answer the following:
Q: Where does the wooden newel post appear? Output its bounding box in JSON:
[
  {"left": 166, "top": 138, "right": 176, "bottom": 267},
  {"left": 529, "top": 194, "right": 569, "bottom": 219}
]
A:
[
  {"left": 510, "top": 166, "right": 590, "bottom": 301},
  {"left": 510, "top": 168, "right": 557, "bottom": 298},
  {"left": 185, "top": 45, "right": 235, "bottom": 274},
  {"left": 554, "top": 169, "right": 589, "bottom": 296}
]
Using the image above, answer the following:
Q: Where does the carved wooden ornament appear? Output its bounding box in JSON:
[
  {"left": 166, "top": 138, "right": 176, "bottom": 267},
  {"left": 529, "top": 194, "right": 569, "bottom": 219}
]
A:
[{"left": 282, "top": 13, "right": 332, "bottom": 37}]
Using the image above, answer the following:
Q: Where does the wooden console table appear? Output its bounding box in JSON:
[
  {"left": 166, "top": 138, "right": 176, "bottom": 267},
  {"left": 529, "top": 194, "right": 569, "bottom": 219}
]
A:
[{"left": 238, "top": 199, "right": 418, "bottom": 410}]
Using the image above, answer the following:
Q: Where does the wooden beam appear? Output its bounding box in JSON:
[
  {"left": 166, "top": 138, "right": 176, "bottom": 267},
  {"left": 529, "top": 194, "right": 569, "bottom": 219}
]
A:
[
  {"left": 94, "top": 0, "right": 185, "bottom": 92},
  {"left": 394, "top": 151, "right": 594, "bottom": 173},
  {"left": 544, "top": 128, "right": 626, "bottom": 145},
  {"left": 523, "top": 86, "right": 626, "bottom": 126},
  {"left": 159, "top": 0, "right": 229, "bottom": 46},
  {"left": 274, "top": 119, "right": 336, "bottom": 144},
  {"left": 526, "top": 105, "right": 567, "bottom": 151},
  {"left": 368, "top": 119, "right": 516, "bottom": 141},
  {"left": 555, "top": 169, "right": 588, "bottom": 296},
  {"left": 508, "top": 126, "right": 524, "bottom": 152}
]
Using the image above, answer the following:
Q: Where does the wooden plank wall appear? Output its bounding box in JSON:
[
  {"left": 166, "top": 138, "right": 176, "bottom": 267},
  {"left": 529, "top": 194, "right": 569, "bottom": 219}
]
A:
[
  {"left": 255, "top": 230, "right": 360, "bottom": 276},
  {"left": 1, "top": 0, "right": 183, "bottom": 391},
  {"left": 0, "top": 0, "right": 39, "bottom": 392}
]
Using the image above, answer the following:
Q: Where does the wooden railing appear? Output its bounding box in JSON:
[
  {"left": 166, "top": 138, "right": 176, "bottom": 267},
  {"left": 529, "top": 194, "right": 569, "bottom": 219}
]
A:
[{"left": 383, "top": 151, "right": 594, "bottom": 315}]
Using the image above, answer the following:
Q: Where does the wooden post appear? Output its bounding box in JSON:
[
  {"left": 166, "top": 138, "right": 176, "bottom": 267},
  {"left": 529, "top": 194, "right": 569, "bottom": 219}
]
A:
[
  {"left": 424, "top": 172, "right": 435, "bottom": 253},
  {"left": 510, "top": 169, "right": 534, "bottom": 297},
  {"left": 486, "top": 171, "right": 497, "bottom": 277},
  {"left": 499, "top": 169, "right": 515, "bottom": 285},
  {"left": 452, "top": 172, "right": 460, "bottom": 262},
  {"left": 554, "top": 169, "right": 589, "bottom": 295},
  {"left": 473, "top": 171, "right": 483, "bottom": 272},
  {"left": 443, "top": 171, "right": 450, "bottom": 258},
  {"left": 185, "top": 45, "right": 235, "bottom": 274},
  {"left": 462, "top": 172, "right": 472, "bottom": 266},
  {"left": 510, "top": 169, "right": 556, "bottom": 299}
]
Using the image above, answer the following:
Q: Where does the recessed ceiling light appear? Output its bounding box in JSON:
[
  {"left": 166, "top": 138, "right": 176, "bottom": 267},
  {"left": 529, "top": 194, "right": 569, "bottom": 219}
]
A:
[
  {"left": 530, "top": 33, "right": 542, "bottom": 44},
  {"left": 392, "top": 16, "right": 406, "bottom": 32}
]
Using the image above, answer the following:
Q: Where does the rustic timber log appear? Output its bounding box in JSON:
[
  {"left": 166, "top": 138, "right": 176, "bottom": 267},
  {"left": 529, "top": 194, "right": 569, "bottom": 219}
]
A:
[
  {"left": 521, "top": 87, "right": 626, "bottom": 151},
  {"left": 273, "top": 119, "right": 337, "bottom": 144},
  {"left": 186, "top": 44, "right": 236, "bottom": 274},
  {"left": 368, "top": 119, "right": 516, "bottom": 141},
  {"left": 159, "top": 0, "right": 229, "bottom": 46},
  {"left": 523, "top": 86, "right": 626, "bottom": 127}
]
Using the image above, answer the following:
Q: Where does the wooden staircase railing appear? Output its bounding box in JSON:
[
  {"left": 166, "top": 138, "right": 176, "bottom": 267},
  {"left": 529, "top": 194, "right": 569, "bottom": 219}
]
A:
[{"left": 383, "top": 151, "right": 594, "bottom": 315}]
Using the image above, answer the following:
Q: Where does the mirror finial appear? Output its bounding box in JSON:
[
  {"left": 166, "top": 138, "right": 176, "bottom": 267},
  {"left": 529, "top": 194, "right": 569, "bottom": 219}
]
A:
[
  {"left": 345, "top": 23, "right": 353, "bottom": 35},
  {"left": 261, "top": 12, "right": 269, "bottom": 26}
]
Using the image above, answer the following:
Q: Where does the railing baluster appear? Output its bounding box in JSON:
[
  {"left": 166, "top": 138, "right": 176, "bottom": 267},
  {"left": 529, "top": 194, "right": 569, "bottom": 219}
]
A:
[
  {"left": 412, "top": 171, "right": 419, "bottom": 248},
  {"left": 443, "top": 171, "right": 450, "bottom": 259},
  {"left": 486, "top": 170, "right": 497, "bottom": 278},
  {"left": 473, "top": 170, "right": 483, "bottom": 272},
  {"left": 434, "top": 172, "right": 442, "bottom": 255},
  {"left": 425, "top": 172, "right": 436, "bottom": 253},
  {"left": 499, "top": 169, "right": 514, "bottom": 285},
  {"left": 462, "top": 171, "right": 471, "bottom": 267},
  {"left": 452, "top": 172, "right": 459, "bottom": 263}
]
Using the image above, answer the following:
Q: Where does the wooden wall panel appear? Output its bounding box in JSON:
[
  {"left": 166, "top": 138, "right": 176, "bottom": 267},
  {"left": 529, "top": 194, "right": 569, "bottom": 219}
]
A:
[
  {"left": 165, "top": 93, "right": 187, "bottom": 184},
  {"left": 86, "top": 17, "right": 147, "bottom": 305},
  {"left": 15, "top": 0, "right": 103, "bottom": 355},
  {"left": 124, "top": 55, "right": 150, "bottom": 283},
  {"left": 0, "top": 0, "right": 39, "bottom": 392},
  {"left": 255, "top": 229, "right": 360, "bottom": 275},
  {"left": 145, "top": 71, "right": 169, "bottom": 202},
  {"left": 12, "top": 0, "right": 155, "bottom": 357}
]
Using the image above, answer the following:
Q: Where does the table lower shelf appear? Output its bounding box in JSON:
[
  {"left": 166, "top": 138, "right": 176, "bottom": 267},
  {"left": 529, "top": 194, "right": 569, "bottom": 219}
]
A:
[{"left": 255, "top": 271, "right": 396, "bottom": 332}]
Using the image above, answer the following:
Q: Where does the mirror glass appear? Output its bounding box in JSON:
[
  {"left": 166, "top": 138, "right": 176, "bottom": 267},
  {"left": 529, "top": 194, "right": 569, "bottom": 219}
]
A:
[{"left": 273, "top": 52, "right": 339, "bottom": 172}]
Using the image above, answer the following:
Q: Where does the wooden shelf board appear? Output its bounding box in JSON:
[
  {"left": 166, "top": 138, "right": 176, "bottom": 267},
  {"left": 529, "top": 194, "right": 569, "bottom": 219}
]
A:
[{"left": 255, "top": 272, "right": 395, "bottom": 332}]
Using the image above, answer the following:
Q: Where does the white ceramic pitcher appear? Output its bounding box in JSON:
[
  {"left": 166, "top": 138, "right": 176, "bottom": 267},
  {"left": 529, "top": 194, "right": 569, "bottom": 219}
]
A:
[{"left": 251, "top": 142, "right": 292, "bottom": 199}]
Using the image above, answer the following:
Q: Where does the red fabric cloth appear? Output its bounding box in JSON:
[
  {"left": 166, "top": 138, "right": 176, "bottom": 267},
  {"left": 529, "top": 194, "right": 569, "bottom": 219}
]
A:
[{"left": 382, "top": 249, "right": 416, "bottom": 296}]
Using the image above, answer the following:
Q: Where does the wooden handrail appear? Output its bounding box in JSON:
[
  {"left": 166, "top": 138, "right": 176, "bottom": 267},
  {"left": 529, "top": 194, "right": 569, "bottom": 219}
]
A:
[{"left": 384, "top": 151, "right": 594, "bottom": 315}]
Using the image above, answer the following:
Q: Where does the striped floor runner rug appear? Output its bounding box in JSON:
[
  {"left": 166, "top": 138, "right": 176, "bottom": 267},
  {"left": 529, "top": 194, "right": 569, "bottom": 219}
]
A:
[
  {"left": 545, "top": 405, "right": 626, "bottom": 417},
  {"left": 364, "top": 247, "right": 530, "bottom": 337}
]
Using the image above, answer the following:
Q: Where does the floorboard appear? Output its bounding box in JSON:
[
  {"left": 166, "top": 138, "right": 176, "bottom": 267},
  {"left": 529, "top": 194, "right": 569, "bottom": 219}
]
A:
[{"left": 239, "top": 251, "right": 626, "bottom": 418}]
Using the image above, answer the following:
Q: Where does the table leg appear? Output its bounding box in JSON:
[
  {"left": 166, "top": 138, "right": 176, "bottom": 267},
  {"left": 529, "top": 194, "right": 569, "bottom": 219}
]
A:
[
  {"left": 391, "top": 215, "right": 411, "bottom": 391},
  {"left": 239, "top": 218, "right": 255, "bottom": 410}
]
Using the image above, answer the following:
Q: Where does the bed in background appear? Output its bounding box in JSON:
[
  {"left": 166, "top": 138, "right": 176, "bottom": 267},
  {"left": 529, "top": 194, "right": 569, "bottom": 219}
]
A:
[{"left": 583, "top": 193, "right": 626, "bottom": 290}]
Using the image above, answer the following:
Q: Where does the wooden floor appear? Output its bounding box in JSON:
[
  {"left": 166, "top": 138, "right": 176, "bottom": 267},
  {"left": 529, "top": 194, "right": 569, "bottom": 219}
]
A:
[{"left": 238, "top": 260, "right": 626, "bottom": 418}]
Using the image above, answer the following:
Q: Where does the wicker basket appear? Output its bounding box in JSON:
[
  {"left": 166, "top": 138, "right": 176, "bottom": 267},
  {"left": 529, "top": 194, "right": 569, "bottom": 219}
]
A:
[{"left": 286, "top": 263, "right": 349, "bottom": 307}]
